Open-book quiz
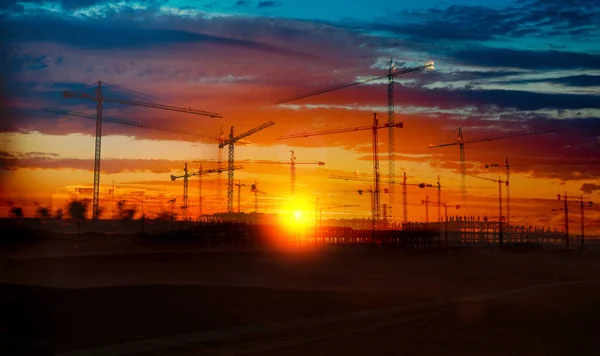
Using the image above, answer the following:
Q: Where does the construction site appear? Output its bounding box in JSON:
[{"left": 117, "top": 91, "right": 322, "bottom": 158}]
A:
[
  {"left": 4, "top": 2, "right": 600, "bottom": 355},
  {"left": 2, "top": 74, "right": 600, "bottom": 355},
  {"left": 2, "top": 58, "right": 593, "bottom": 253}
]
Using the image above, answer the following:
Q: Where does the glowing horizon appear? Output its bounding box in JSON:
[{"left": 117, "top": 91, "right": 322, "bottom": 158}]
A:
[{"left": 1, "top": 0, "right": 599, "bottom": 235}]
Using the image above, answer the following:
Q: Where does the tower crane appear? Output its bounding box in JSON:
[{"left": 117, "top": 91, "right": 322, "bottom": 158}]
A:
[
  {"left": 357, "top": 187, "right": 376, "bottom": 235},
  {"left": 234, "top": 180, "right": 267, "bottom": 213},
  {"left": 215, "top": 126, "right": 252, "bottom": 212},
  {"left": 241, "top": 151, "right": 325, "bottom": 195},
  {"left": 553, "top": 193, "right": 593, "bottom": 250},
  {"left": 437, "top": 175, "right": 441, "bottom": 223},
  {"left": 277, "top": 61, "right": 434, "bottom": 214},
  {"left": 45, "top": 107, "right": 225, "bottom": 220},
  {"left": 329, "top": 172, "right": 435, "bottom": 225},
  {"left": 170, "top": 164, "right": 242, "bottom": 219},
  {"left": 421, "top": 195, "right": 431, "bottom": 225},
  {"left": 485, "top": 159, "right": 598, "bottom": 233},
  {"left": 46, "top": 109, "right": 250, "bottom": 217},
  {"left": 428, "top": 128, "right": 553, "bottom": 208},
  {"left": 219, "top": 122, "right": 275, "bottom": 213},
  {"left": 234, "top": 181, "right": 250, "bottom": 213},
  {"left": 251, "top": 181, "right": 267, "bottom": 213},
  {"left": 59, "top": 81, "right": 221, "bottom": 220},
  {"left": 469, "top": 174, "right": 508, "bottom": 246},
  {"left": 199, "top": 151, "right": 325, "bottom": 196},
  {"left": 314, "top": 197, "right": 359, "bottom": 236},
  {"left": 279, "top": 113, "right": 399, "bottom": 228},
  {"left": 485, "top": 157, "right": 515, "bottom": 231}
]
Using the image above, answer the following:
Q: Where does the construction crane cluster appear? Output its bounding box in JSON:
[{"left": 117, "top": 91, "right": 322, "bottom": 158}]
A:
[
  {"left": 280, "top": 112, "right": 401, "bottom": 227},
  {"left": 553, "top": 193, "right": 593, "bottom": 249},
  {"left": 469, "top": 174, "right": 508, "bottom": 246},
  {"left": 42, "top": 57, "right": 584, "bottom": 239},
  {"left": 55, "top": 81, "right": 221, "bottom": 220},
  {"left": 428, "top": 128, "right": 553, "bottom": 207}
]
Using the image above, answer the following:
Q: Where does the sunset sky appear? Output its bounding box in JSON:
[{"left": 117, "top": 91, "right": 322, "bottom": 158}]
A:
[{"left": 1, "top": 0, "right": 599, "bottom": 233}]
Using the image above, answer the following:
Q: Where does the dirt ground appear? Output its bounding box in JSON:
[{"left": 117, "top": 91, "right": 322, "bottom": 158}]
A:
[{"left": 1, "top": 241, "right": 600, "bottom": 355}]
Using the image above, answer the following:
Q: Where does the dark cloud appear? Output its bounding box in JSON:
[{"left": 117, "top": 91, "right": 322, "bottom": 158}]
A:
[
  {"left": 0, "top": 0, "right": 25, "bottom": 12},
  {"left": 1, "top": 152, "right": 186, "bottom": 173},
  {"left": 297, "top": 83, "right": 600, "bottom": 112},
  {"left": 3, "top": 0, "right": 167, "bottom": 11},
  {"left": 494, "top": 75, "right": 600, "bottom": 87},
  {"left": 408, "top": 70, "right": 529, "bottom": 88},
  {"left": 440, "top": 88, "right": 600, "bottom": 111},
  {"left": 450, "top": 47, "right": 600, "bottom": 70},
  {"left": 367, "top": 0, "right": 599, "bottom": 42},
  {"left": 234, "top": 0, "right": 249, "bottom": 6},
  {"left": 257, "top": 1, "right": 280, "bottom": 8},
  {"left": 50, "top": 0, "right": 108, "bottom": 10},
  {"left": 2, "top": 15, "right": 291, "bottom": 54},
  {"left": 581, "top": 183, "right": 600, "bottom": 194}
]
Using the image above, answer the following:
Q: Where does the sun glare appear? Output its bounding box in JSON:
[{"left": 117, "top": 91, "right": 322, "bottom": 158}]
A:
[{"left": 278, "top": 196, "right": 313, "bottom": 234}]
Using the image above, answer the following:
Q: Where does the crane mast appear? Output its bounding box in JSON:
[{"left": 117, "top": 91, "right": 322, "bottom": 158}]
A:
[
  {"left": 198, "top": 165, "right": 202, "bottom": 217},
  {"left": 251, "top": 181, "right": 266, "bottom": 213},
  {"left": 387, "top": 59, "right": 396, "bottom": 215},
  {"left": 228, "top": 127, "right": 235, "bottom": 214},
  {"left": 403, "top": 172, "right": 408, "bottom": 225},
  {"left": 220, "top": 121, "right": 275, "bottom": 213},
  {"left": 290, "top": 150, "right": 297, "bottom": 195},
  {"left": 506, "top": 157, "right": 510, "bottom": 229},
  {"left": 93, "top": 83, "right": 103, "bottom": 221},
  {"left": 421, "top": 195, "right": 429, "bottom": 225},
  {"left": 486, "top": 157, "right": 512, "bottom": 231},
  {"left": 372, "top": 113, "right": 381, "bottom": 225},
  {"left": 235, "top": 181, "right": 249, "bottom": 213},
  {"left": 183, "top": 163, "right": 189, "bottom": 220},
  {"left": 470, "top": 174, "right": 507, "bottom": 246},
  {"left": 458, "top": 128, "right": 466, "bottom": 203},
  {"left": 437, "top": 176, "right": 441, "bottom": 222}
]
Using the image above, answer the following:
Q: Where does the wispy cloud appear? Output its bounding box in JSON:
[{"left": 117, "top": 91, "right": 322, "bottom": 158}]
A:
[{"left": 365, "top": 0, "right": 599, "bottom": 43}]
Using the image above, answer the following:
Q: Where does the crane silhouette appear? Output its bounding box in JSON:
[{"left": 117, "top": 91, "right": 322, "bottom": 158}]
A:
[
  {"left": 58, "top": 81, "right": 220, "bottom": 219},
  {"left": 277, "top": 61, "right": 434, "bottom": 221},
  {"left": 280, "top": 113, "right": 398, "bottom": 228},
  {"left": 429, "top": 128, "right": 553, "bottom": 210}
]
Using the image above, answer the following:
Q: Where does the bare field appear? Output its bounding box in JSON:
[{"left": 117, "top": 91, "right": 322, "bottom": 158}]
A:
[{"left": 1, "top": 240, "right": 600, "bottom": 355}]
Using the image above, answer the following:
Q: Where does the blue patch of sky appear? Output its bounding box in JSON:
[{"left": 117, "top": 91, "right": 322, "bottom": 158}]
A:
[{"left": 183, "top": 0, "right": 509, "bottom": 24}]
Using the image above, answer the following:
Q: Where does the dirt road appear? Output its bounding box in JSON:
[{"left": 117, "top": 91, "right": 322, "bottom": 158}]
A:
[{"left": 2, "top": 248, "right": 600, "bottom": 355}]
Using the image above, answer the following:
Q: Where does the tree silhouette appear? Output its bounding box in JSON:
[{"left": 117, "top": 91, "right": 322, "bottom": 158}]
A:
[
  {"left": 68, "top": 199, "right": 88, "bottom": 222},
  {"left": 33, "top": 202, "right": 51, "bottom": 218},
  {"left": 9, "top": 206, "right": 24, "bottom": 218},
  {"left": 116, "top": 200, "right": 137, "bottom": 220},
  {"left": 155, "top": 210, "right": 176, "bottom": 221},
  {"left": 68, "top": 199, "right": 89, "bottom": 243}
]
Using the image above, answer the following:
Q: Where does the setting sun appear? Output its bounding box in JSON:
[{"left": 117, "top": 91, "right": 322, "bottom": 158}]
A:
[{"left": 278, "top": 196, "right": 314, "bottom": 234}]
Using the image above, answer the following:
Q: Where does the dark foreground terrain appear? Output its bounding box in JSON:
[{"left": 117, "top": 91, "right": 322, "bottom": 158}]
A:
[{"left": 1, "top": 235, "right": 600, "bottom": 355}]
